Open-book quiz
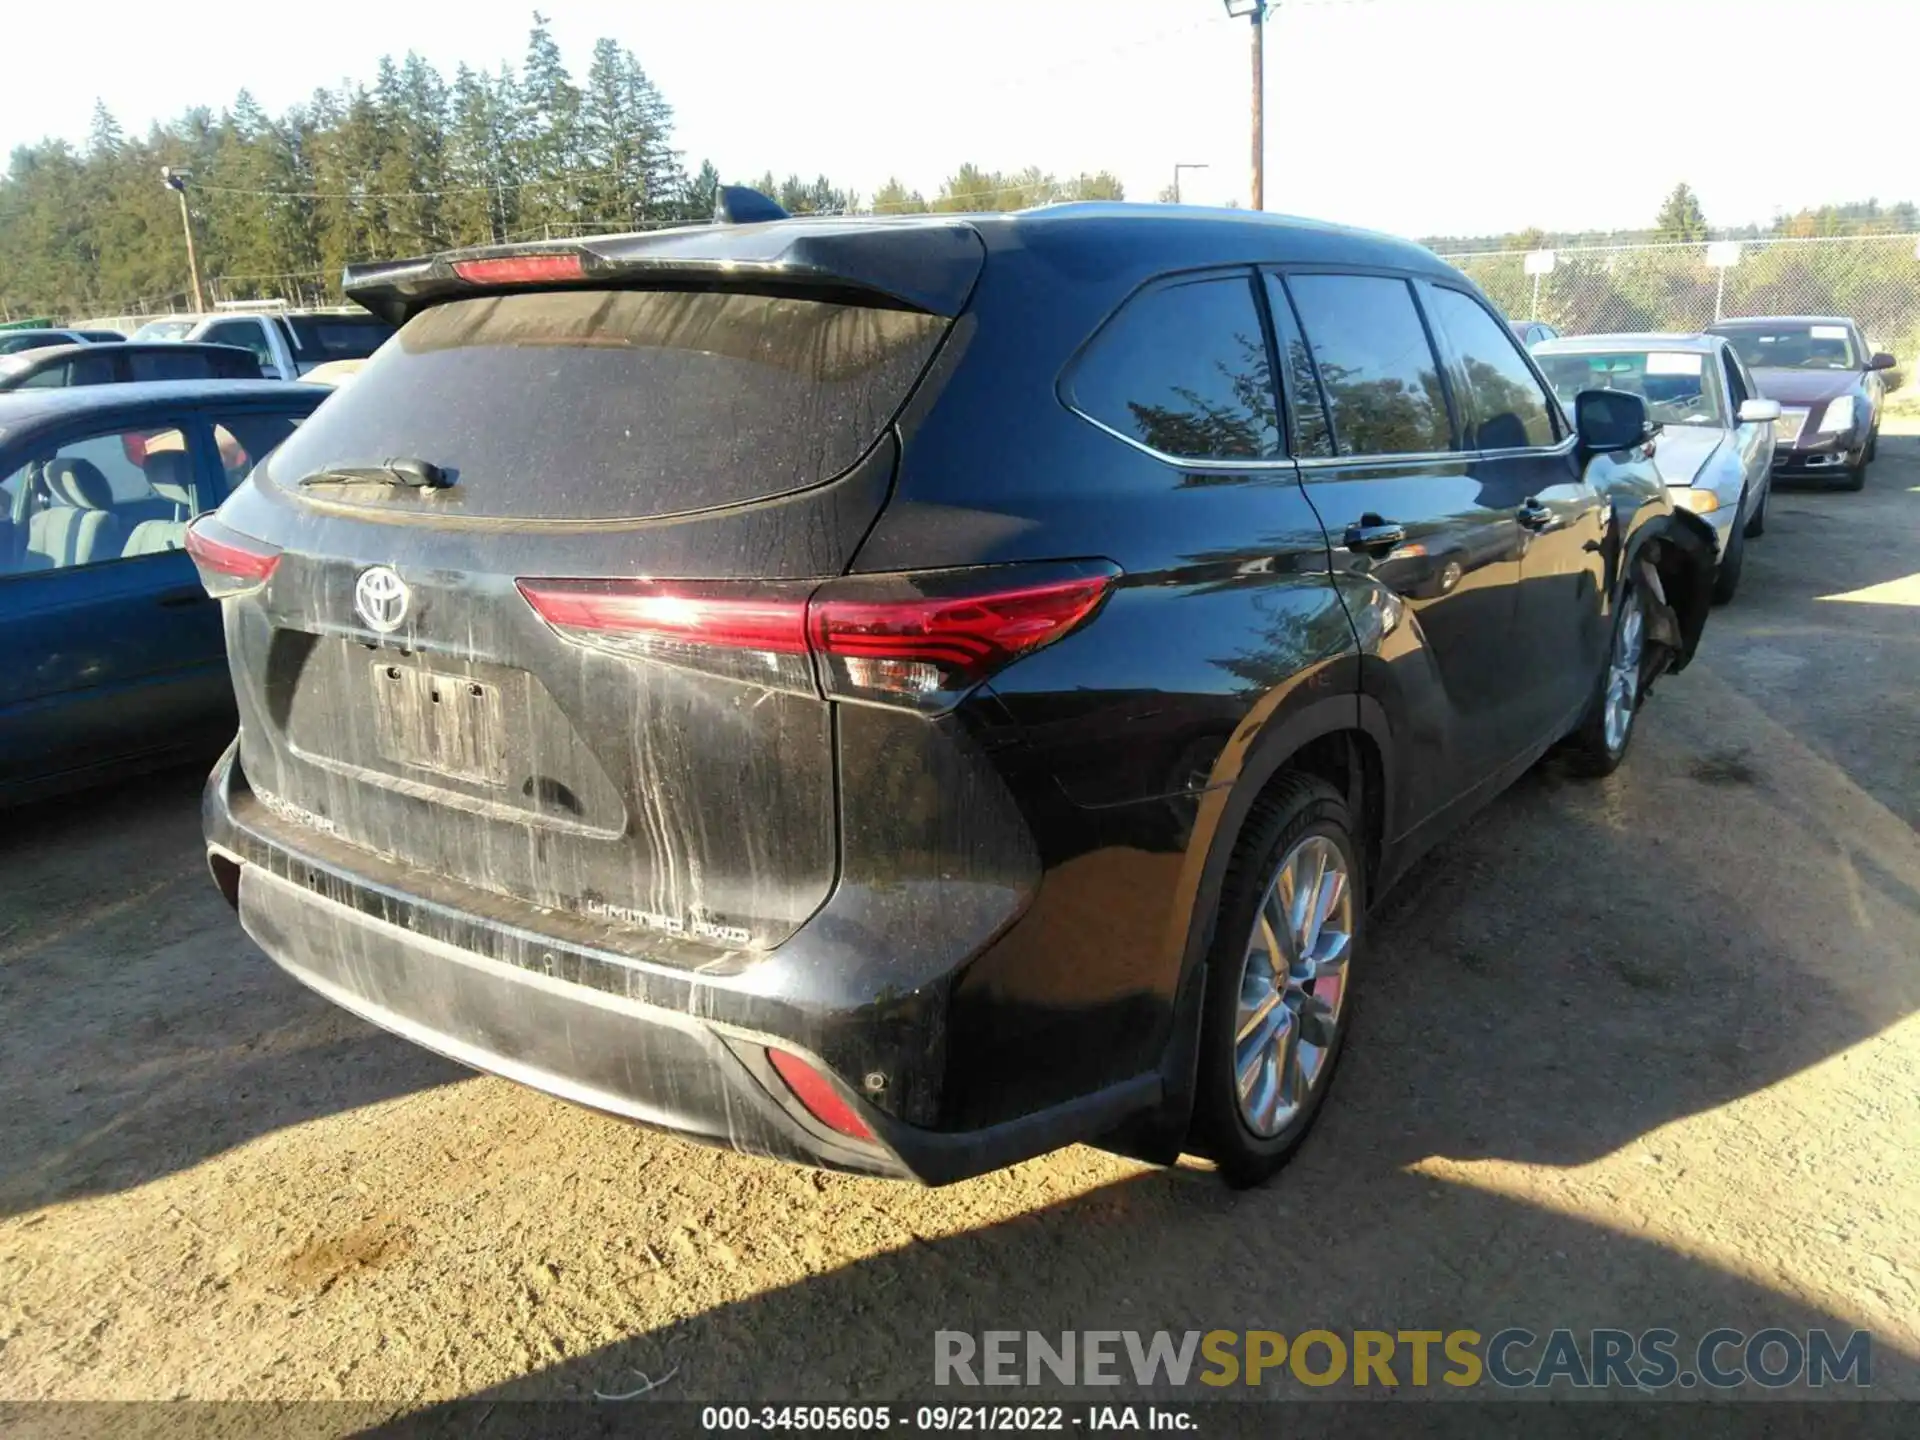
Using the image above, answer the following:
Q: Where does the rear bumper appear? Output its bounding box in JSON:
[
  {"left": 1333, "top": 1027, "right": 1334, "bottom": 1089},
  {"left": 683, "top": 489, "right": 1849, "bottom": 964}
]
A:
[{"left": 203, "top": 742, "right": 1156, "bottom": 1183}]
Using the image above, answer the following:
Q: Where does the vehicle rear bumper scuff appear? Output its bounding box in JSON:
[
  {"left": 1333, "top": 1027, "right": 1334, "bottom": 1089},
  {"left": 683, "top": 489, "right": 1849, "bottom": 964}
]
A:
[{"left": 204, "top": 742, "right": 1149, "bottom": 1183}]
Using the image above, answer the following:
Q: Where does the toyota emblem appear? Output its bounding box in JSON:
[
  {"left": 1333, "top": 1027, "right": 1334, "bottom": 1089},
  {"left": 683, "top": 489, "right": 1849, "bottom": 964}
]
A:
[{"left": 354, "top": 566, "right": 410, "bottom": 633}]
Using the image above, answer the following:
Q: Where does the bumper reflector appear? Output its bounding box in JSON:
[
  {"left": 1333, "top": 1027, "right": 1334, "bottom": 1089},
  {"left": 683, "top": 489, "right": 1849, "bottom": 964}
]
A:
[{"left": 767, "top": 1049, "right": 875, "bottom": 1140}]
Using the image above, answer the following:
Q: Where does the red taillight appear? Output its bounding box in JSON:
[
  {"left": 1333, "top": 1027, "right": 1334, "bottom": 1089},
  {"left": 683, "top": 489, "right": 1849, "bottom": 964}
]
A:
[
  {"left": 810, "top": 568, "right": 1115, "bottom": 707},
  {"left": 452, "top": 253, "right": 585, "bottom": 285},
  {"left": 516, "top": 562, "right": 1119, "bottom": 711},
  {"left": 516, "top": 578, "right": 809, "bottom": 653},
  {"left": 516, "top": 577, "right": 816, "bottom": 692},
  {"left": 184, "top": 516, "right": 280, "bottom": 597},
  {"left": 767, "top": 1049, "right": 875, "bottom": 1141}
]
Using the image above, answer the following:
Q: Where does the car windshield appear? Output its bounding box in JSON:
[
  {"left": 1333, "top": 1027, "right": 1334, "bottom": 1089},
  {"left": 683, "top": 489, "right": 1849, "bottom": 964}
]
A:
[
  {"left": 0, "top": 333, "right": 67, "bottom": 355},
  {"left": 1714, "top": 324, "right": 1858, "bottom": 371},
  {"left": 1535, "top": 350, "right": 1725, "bottom": 427}
]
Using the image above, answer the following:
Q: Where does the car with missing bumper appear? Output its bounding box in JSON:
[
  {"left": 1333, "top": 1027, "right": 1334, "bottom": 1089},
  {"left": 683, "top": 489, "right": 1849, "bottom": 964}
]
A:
[
  {"left": 191, "top": 197, "right": 1716, "bottom": 1185},
  {"left": 1534, "top": 333, "right": 1777, "bottom": 603},
  {"left": 1706, "top": 315, "right": 1894, "bottom": 490}
]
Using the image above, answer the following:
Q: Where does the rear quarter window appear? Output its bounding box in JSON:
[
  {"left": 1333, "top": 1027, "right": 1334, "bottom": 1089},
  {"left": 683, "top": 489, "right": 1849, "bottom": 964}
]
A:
[
  {"left": 129, "top": 350, "right": 219, "bottom": 382},
  {"left": 1064, "top": 272, "right": 1280, "bottom": 461},
  {"left": 264, "top": 288, "right": 950, "bottom": 520},
  {"left": 282, "top": 315, "right": 396, "bottom": 362}
]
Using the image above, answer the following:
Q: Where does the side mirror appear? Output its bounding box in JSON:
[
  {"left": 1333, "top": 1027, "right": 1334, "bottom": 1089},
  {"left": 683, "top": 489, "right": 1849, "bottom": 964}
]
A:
[
  {"left": 1870, "top": 352, "right": 1896, "bottom": 371},
  {"left": 1574, "top": 389, "right": 1651, "bottom": 452},
  {"left": 1737, "top": 398, "right": 1781, "bottom": 423}
]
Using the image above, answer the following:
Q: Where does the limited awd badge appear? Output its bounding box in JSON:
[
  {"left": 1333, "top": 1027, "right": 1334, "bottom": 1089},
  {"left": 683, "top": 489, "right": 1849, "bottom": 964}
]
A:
[{"left": 354, "top": 566, "right": 410, "bottom": 633}]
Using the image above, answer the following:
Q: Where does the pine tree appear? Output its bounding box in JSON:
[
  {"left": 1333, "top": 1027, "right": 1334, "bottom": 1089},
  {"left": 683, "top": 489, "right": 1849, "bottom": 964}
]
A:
[
  {"left": 516, "top": 14, "right": 583, "bottom": 236},
  {"left": 680, "top": 159, "right": 722, "bottom": 221},
  {"left": 870, "top": 177, "right": 928, "bottom": 214},
  {"left": 0, "top": 32, "right": 1158, "bottom": 316},
  {"left": 1654, "top": 182, "right": 1709, "bottom": 242},
  {"left": 448, "top": 64, "right": 516, "bottom": 245}
]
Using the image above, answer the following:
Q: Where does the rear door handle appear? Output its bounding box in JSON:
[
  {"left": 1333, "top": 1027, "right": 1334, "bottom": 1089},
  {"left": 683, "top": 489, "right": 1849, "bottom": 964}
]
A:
[
  {"left": 1343, "top": 519, "right": 1407, "bottom": 555},
  {"left": 1516, "top": 498, "right": 1553, "bottom": 531},
  {"left": 156, "top": 586, "right": 209, "bottom": 608}
]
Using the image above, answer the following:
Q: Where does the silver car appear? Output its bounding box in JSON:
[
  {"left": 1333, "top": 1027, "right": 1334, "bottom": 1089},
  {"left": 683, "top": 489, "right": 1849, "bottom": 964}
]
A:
[{"left": 1534, "top": 333, "right": 1777, "bottom": 603}]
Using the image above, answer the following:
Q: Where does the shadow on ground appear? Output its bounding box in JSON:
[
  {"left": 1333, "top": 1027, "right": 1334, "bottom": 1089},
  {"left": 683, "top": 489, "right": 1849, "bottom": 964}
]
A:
[
  {"left": 0, "top": 764, "right": 464, "bottom": 1220},
  {"left": 380, "top": 655, "right": 1920, "bottom": 1405}
]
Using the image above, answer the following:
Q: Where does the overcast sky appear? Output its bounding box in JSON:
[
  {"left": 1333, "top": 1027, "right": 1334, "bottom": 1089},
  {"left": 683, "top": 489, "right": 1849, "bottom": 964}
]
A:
[{"left": 7, "top": 0, "right": 1915, "bottom": 239}]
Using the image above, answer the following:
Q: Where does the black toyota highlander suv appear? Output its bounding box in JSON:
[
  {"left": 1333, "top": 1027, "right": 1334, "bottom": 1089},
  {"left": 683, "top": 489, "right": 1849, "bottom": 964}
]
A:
[{"left": 190, "top": 197, "right": 1716, "bottom": 1186}]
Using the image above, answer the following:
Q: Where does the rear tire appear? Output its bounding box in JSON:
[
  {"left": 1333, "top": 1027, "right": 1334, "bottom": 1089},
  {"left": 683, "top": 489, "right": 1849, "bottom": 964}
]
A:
[
  {"left": 1565, "top": 583, "right": 1645, "bottom": 778},
  {"left": 1711, "top": 507, "right": 1747, "bottom": 605},
  {"left": 1191, "top": 774, "right": 1361, "bottom": 1188},
  {"left": 1744, "top": 484, "right": 1767, "bottom": 539},
  {"left": 1866, "top": 427, "right": 1878, "bottom": 463}
]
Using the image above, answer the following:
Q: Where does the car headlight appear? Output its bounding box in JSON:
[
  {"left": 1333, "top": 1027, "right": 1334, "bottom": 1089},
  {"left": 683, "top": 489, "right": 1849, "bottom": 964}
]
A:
[
  {"left": 1817, "top": 395, "right": 1856, "bottom": 433},
  {"left": 1666, "top": 486, "right": 1720, "bottom": 515}
]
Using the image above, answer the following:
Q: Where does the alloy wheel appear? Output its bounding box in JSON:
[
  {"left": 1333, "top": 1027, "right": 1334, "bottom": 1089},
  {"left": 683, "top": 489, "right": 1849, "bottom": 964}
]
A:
[
  {"left": 1603, "top": 590, "right": 1645, "bottom": 755},
  {"left": 1234, "top": 833, "right": 1354, "bottom": 1138}
]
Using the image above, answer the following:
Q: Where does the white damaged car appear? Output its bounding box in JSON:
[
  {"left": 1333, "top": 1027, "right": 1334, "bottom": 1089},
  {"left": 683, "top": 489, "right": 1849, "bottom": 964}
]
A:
[{"left": 1535, "top": 333, "right": 1777, "bottom": 603}]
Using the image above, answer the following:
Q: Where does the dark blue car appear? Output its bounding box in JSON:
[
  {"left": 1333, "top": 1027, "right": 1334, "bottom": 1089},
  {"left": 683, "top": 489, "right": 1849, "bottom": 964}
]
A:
[{"left": 1, "top": 380, "right": 326, "bottom": 803}]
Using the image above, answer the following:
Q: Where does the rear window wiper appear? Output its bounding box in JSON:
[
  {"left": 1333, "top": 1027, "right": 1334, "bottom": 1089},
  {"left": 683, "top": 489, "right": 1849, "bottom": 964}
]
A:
[{"left": 297, "top": 458, "right": 452, "bottom": 490}]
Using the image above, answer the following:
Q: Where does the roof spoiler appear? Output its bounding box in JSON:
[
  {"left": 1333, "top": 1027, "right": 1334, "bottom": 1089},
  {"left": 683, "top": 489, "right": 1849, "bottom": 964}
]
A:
[{"left": 341, "top": 220, "right": 986, "bottom": 326}]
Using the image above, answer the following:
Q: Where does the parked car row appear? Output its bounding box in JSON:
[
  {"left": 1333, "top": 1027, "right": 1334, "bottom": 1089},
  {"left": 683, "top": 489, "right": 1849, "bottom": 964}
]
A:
[
  {"left": 0, "top": 325, "right": 127, "bottom": 353},
  {"left": 1511, "top": 313, "right": 1896, "bottom": 602},
  {"left": 9, "top": 308, "right": 396, "bottom": 385},
  {"left": 0, "top": 341, "right": 264, "bottom": 392}
]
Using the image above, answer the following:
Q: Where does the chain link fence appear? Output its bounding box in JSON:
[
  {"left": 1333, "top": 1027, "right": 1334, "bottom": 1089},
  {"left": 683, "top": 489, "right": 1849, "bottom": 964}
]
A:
[{"left": 1438, "top": 233, "right": 1920, "bottom": 361}]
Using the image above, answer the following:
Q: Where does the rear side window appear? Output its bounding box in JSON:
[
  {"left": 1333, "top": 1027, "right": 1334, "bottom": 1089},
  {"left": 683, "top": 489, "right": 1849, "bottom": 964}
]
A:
[
  {"left": 1066, "top": 273, "right": 1280, "bottom": 461},
  {"left": 281, "top": 315, "right": 395, "bottom": 362},
  {"left": 265, "top": 289, "right": 949, "bottom": 520},
  {"left": 129, "top": 350, "right": 219, "bottom": 382},
  {"left": 1286, "top": 274, "right": 1452, "bottom": 457},
  {"left": 19, "top": 354, "right": 115, "bottom": 388},
  {"left": 200, "top": 319, "right": 272, "bottom": 367},
  {"left": 1423, "top": 287, "right": 1558, "bottom": 449},
  {"left": 210, "top": 411, "right": 304, "bottom": 489}
]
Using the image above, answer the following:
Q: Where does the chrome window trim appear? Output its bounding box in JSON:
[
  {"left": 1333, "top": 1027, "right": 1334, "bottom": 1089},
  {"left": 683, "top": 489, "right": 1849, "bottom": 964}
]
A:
[
  {"left": 1294, "top": 449, "right": 1460, "bottom": 472},
  {"left": 1069, "top": 409, "right": 1299, "bottom": 471},
  {"left": 1292, "top": 431, "right": 1578, "bottom": 472}
]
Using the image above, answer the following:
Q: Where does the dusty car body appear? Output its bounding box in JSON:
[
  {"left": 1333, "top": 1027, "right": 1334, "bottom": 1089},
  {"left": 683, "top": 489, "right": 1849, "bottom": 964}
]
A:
[{"left": 192, "top": 201, "right": 1716, "bottom": 1184}]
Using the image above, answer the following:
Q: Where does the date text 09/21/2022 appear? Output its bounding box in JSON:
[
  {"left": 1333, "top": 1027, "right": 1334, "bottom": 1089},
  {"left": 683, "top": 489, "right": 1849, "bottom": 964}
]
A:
[{"left": 700, "top": 1406, "right": 1183, "bottom": 1432}]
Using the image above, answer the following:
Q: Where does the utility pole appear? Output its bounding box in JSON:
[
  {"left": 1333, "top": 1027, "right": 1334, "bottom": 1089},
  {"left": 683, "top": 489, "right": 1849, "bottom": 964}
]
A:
[
  {"left": 1224, "top": 1, "right": 1268, "bottom": 210},
  {"left": 1172, "top": 162, "right": 1209, "bottom": 204},
  {"left": 161, "top": 167, "right": 206, "bottom": 313}
]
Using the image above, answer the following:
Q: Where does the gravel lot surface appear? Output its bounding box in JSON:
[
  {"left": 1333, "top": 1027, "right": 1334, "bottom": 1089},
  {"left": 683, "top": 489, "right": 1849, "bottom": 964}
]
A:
[{"left": 3, "top": 435, "right": 1917, "bottom": 1421}]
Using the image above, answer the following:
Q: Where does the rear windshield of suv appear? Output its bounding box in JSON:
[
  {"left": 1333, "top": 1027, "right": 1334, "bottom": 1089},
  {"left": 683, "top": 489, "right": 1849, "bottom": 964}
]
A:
[
  {"left": 280, "top": 315, "right": 396, "bottom": 362},
  {"left": 264, "top": 288, "right": 948, "bottom": 520}
]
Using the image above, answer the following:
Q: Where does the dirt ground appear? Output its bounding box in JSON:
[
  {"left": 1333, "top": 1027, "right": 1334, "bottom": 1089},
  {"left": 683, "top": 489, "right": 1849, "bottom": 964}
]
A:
[{"left": 3, "top": 436, "right": 1918, "bottom": 1418}]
